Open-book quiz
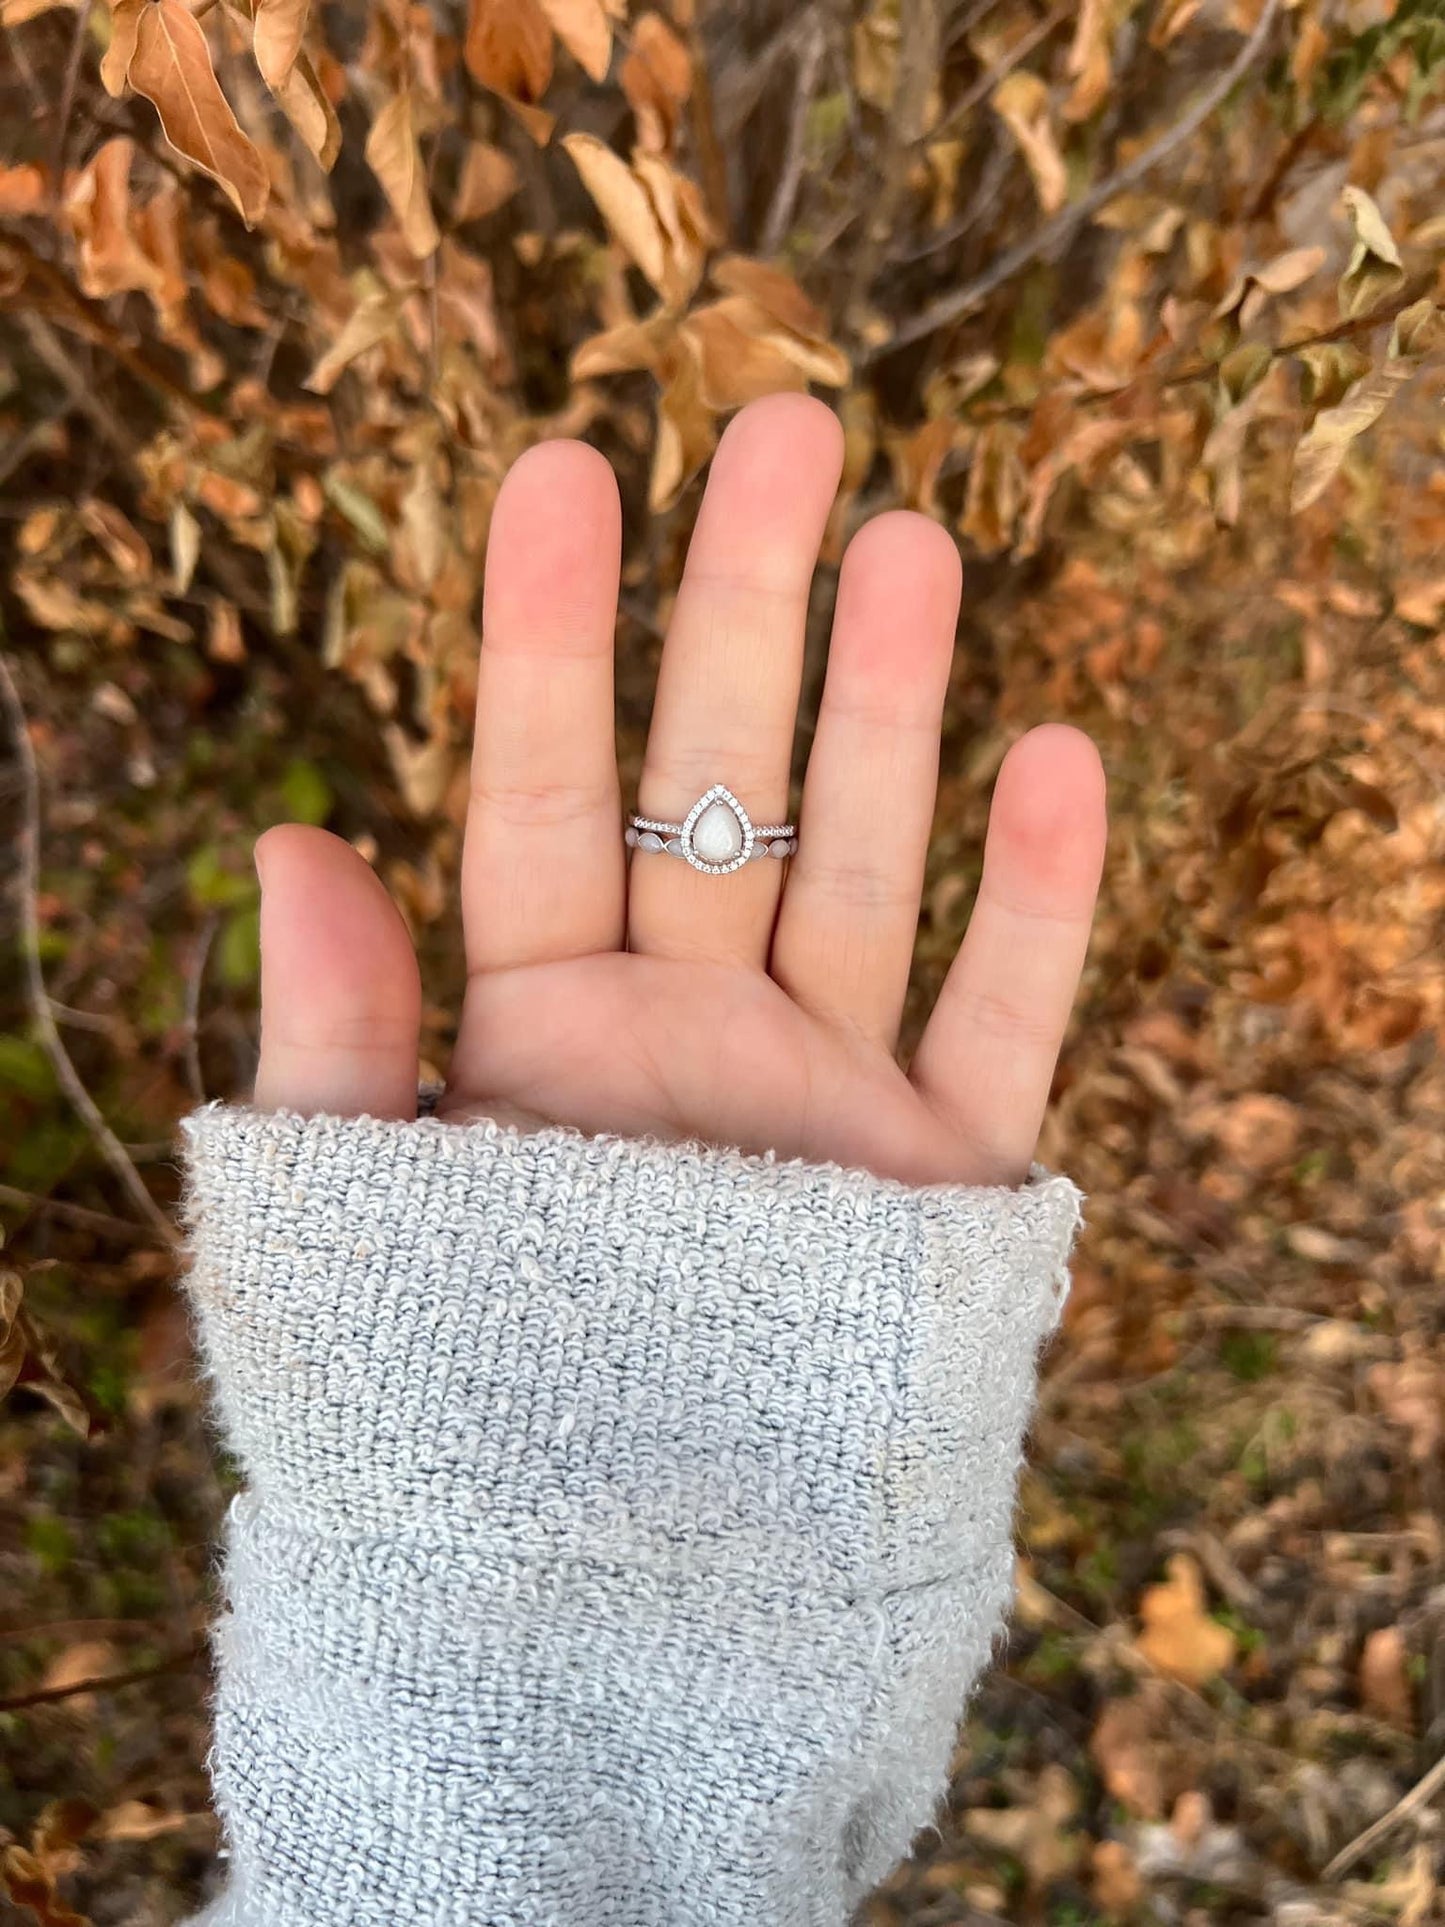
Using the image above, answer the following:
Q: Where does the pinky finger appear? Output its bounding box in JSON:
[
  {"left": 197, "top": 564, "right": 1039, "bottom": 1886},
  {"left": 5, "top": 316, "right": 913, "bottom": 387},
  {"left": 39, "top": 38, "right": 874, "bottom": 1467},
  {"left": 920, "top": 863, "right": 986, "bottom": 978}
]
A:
[
  {"left": 253, "top": 825, "right": 422, "bottom": 1121},
  {"left": 910, "top": 725, "right": 1106, "bottom": 1184}
]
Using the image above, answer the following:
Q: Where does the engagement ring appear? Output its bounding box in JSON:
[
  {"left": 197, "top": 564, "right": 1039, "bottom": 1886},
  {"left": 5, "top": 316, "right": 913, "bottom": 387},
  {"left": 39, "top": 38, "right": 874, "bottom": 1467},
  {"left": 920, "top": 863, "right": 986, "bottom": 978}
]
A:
[{"left": 626, "top": 785, "right": 798, "bottom": 876}]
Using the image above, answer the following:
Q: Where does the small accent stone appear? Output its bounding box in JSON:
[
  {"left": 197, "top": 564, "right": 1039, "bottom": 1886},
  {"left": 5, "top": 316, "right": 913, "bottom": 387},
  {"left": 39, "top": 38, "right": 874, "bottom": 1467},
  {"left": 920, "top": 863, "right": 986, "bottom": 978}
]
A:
[
  {"left": 693, "top": 799, "right": 744, "bottom": 862},
  {"left": 624, "top": 826, "right": 639, "bottom": 847},
  {"left": 748, "top": 843, "right": 770, "bottom": 861},
  {"left": 638, "top": 831, "right": 664, "bottom": 853},
  {"left": 769, "top": 839, "right": 792, "bottom": 859},
  {"left": 665, "top": 838, "right": 684, "bottom": 855}
]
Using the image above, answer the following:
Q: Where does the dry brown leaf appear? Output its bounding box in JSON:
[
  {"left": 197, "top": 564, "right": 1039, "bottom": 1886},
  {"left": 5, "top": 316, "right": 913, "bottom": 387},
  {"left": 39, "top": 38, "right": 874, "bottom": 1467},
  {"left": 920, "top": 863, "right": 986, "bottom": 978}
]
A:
[
  {"left": 993, "top": 70, "right": 1068, "bottom": 215},
  {"left": 40, "top": 1641, "right": 119, "bottom": 1698},
  {"left": 620, "top": 10, "right": 691, "bottom": 153},
  {"left": 435, "top": 239, "right": 504, "bottom": 366},
  {"left": 1149, "top": 0, "right": 1202, "bottom": 45},
  {"left": 454, "top": 140, "right": 520, "bottom": 221},
  {"left": 1291, "top": 358, "right": 1413, "bottom": 512},
  {"left": 100, "top": 0, "right": 143, "bottom": 96},
  {"left": 1359, "top": 1626, "right": 1413, "bottom": 1730},
  {"left": 1214, "top": 1093, "right": 1301, "bottom": 1170},
  {"left": 0, "top": 163, "right": 46, "bottom": 214},
  {"left": 64, "top": 138, "right": 165, "bottom": 300},
  {"left": 365, "top": 91, "right": 440, "bottom": 258},
  {"left": 683, "top": 301, "right": 810, "bottom": 411},
  {"left": 127, "top": 0, "right": 269, "bottom": 224},
  {"left": 1369, "top": 1351, "right": 1444, "bottom": 1461},
  {"left": 960, "top": 420, "right": 1025, "bottom": 555},
  {"left": 252, "top": 0, "right": 308, "bottom": 88},
  {"left": 631, "top": 149, "right": 711, "bottom": 302},
  {"left": 465, "top": 0, "right": 555, "bottom": 138},
  {"left": 570, "top": 313, "right": 672, "bottom": 379},
  {"left": 651, "top": 335, "right": 714, "bottom": 509},
  {"left": 255, "top": 46, "right": 338, "bottom": 170},
  {"left": 1064, "top": 0, "right": 1113, "bottom": 122},
  {"left": 563, "top": 132, "right": 669, "bottom": 293},
  {"left": 1339, "top": 184, "right": 1404, "bottom": 319},
  {"left": 0, "top": 0, "right": 76, "bottom": 21},
  {"left": 538, "top": 0, "right": 616, "bottom": 82},
  {"left": 1134, "top": 1553, "right": 1237, "bottom": 1686},
  {"left": 304, "top": 284, "right": 405, "bottom": 393}
]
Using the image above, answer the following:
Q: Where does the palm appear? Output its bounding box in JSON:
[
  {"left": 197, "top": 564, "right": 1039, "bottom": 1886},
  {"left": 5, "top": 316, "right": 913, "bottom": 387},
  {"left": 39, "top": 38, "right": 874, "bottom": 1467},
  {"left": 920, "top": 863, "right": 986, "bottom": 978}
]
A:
[
  {"left": 442, "top": 955, "right": 951, "bottom": 1182},
  {"left": 254, "top": 397, "right": 1106, "bottom": 1189}
]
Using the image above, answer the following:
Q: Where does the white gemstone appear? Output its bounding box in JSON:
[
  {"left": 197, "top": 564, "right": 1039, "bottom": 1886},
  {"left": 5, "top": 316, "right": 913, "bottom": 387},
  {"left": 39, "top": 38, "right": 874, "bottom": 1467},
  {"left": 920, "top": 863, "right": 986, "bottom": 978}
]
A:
[
  {"left": 665, "top": 837, "right": 684, "bottom": 855},
  {"left": 692, "top": 799, "right": 744, "bottom": 862},
  {"left": 638, "top": 830, "right": 664, "bottom": 852},
  {"left": 624, "top": 825, "right": 638, "bottom": 846},
  {"left": 769, "top": 838, "right": 791, "bottom": 859}
]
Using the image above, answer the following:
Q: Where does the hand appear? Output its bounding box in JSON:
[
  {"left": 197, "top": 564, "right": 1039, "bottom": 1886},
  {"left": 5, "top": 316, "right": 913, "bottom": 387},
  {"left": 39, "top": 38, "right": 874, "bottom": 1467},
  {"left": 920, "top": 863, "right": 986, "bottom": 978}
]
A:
[{"left": 251, "top": 395, "right": 1106, "bottom": 1187}]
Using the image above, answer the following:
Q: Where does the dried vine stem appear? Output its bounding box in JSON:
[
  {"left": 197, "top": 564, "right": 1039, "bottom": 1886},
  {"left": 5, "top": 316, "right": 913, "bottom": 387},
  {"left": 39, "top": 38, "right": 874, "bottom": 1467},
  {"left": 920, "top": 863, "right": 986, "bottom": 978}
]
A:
[
  {"left": 867, "top": 0, "right": 1285, "bottom": 360},
  {"left": 0, "top": 643, "right": 180, "bottom": 1249}
]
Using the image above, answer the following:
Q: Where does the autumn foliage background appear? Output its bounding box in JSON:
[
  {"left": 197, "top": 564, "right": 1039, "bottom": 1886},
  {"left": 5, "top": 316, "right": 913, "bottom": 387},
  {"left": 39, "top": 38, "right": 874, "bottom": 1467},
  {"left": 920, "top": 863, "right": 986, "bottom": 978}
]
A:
[{"left": 2, "top": 0, "right": 1445, "bottom": 1918}]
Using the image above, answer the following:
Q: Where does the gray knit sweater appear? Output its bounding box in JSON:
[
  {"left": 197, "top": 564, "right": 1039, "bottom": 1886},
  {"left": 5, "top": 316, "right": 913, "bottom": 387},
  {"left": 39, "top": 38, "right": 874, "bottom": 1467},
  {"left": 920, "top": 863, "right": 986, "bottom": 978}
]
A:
[{"left": 179, "top": 1104, "right": 1083, "bottom": 1927}]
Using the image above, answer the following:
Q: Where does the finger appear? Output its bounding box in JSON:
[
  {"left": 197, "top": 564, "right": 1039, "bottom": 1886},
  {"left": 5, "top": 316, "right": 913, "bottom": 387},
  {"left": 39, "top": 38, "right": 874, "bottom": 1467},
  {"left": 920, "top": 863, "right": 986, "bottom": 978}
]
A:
[
  {"left": 462, "top": 439, "right": 624, "bottom": 975},
  {"left": 910, "top": 724, "right": 1106, "bottom": 1184},
  {"left": 627, "top": 393, "right": 844, "bottom": 967},
  {"left": 771, "top": 511, "right": 960, "bottom": 1046},
  {"left": 253, "top": 825, "right": 422, "bottom": 1120}
]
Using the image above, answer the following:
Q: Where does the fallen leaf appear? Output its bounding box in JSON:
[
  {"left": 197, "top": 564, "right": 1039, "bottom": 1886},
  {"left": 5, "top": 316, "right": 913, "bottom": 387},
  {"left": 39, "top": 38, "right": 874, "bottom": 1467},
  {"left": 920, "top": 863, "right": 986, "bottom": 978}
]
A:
[
  {"left": 620, "top": 10, "right": 691, "bottom": 152},
  {"left": 365, "top": 91, "right": 440, "bottom": 258},
  {"left": 453, "top": 140, "right": 519, "bottom": 221},
  {"left": 1135, "top": 1554, "right": 1237, "bottom": 1685},
  {"left": 993, "top": 69, "right": 1067, "bottom": 215},
  {"left": 651, "top": 334, "right": 714, "bottom": 509},
  {"left": 964, "top": 1765, "right": 1083, "bottom": 1893},
  {"left": 539, "top": 0, "right": 616, "bottom": 82},
  {"left": 64, "top": 138, "right": 165, "bottom": 300},
  {"left": 127, "top": 0, "right": 269, "bottom": 224},
  {"left": 1214, "top": 1093, "right": 1301, "bottom": 1170},
  {"left": 1359, "top": 1626, "right": 1413, "bottom": 1730},
  {"left": 960, "top": 420, "right": 1025, "bottom": 555},
  {"left": 252, "top": 0, "right": 308, "bottom": 88},
  {"left": 1369, "top": 1350, "right": 1444, "bottom": 1461}
]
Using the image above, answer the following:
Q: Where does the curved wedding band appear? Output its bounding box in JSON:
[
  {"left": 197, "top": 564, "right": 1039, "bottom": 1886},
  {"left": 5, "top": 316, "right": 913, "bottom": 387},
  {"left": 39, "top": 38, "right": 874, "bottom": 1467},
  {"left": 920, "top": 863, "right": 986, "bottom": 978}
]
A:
[{"left": 626, "top": 784, "right": 797, "bottom": 876}]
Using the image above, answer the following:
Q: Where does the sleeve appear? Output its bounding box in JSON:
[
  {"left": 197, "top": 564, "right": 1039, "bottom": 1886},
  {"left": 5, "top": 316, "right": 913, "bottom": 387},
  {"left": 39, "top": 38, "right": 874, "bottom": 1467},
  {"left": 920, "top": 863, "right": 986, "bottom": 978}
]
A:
[{"left": 178, "top": 1103, "right": 1083, "bottom": 1927}]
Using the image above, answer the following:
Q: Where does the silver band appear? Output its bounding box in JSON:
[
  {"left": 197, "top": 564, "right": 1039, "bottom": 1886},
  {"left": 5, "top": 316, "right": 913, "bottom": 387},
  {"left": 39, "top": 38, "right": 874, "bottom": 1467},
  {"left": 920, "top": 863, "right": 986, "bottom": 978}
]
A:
[{"left": 626, "top": 784, "right": 797, "bottom": 875}]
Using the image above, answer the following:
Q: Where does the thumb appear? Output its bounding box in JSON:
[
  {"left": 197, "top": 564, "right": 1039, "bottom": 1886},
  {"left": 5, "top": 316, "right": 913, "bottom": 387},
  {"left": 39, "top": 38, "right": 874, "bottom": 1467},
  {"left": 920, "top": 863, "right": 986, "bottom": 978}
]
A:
[{"left": 253, "top": 825, "right": 422, "bottom": 1121}]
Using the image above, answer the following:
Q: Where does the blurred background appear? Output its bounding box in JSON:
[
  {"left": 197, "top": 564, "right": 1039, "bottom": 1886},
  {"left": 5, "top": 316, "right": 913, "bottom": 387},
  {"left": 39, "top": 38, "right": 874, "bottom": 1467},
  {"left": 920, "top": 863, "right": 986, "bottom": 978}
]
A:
[{"left": 2, "top": 0, "right": 1444, "bottom": 1920}]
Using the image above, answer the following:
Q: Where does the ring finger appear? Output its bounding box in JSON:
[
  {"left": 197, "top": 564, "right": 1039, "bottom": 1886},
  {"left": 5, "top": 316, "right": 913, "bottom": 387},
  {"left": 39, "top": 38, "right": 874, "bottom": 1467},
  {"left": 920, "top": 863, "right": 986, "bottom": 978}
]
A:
[{"left": 626, "top": 393, "right": 844, "bottom": 967}]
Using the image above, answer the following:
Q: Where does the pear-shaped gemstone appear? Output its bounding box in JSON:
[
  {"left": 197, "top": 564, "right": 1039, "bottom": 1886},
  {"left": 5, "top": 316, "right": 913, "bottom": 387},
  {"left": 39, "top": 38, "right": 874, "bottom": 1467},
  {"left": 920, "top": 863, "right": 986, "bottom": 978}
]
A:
[{"left": 692, "top": 798, "right": 744, "bottom": 862}]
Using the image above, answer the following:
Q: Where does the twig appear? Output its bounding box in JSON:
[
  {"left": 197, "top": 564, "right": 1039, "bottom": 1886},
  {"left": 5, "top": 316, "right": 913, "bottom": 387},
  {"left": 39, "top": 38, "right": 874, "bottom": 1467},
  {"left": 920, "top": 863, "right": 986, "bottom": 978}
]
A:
[
  {"left": 19, "top": 312, "right": 141, "bottom": 461},
  {"left": 867, "top": 0, "right": 1284, "bottom": 360},
  {"left": 0, "top": 1183, "right": 162, "bottom": 1246},
  {"left": 1323, "top": 1749, "right": 1445, "bottom": 1880},
  {"left": 758, "top": 13, "right": 826, "bottom": 257},
  {"left": 0, "top": 645, "right": 180, "bottom": 1249},
  {"left": 685, "top": 0, "right": 731, "bottom": 242},
  {"left": 51, "top": 0, "right": 96, "bottom": 201},
  {"left": 0, "top": 407, "right": 70, "bottom": 491},
  {"left": 847, "top": 0, "right": 942, "bottom": 320},
  {"left": 183, "top": 915, "right": 218, "bottom": 1106},
  {"left": 927, "top": 0, "right": 1073, "bottom": 147},
  {"left": 0, "top": 1643, "right": 205, "bottom": 1714}
]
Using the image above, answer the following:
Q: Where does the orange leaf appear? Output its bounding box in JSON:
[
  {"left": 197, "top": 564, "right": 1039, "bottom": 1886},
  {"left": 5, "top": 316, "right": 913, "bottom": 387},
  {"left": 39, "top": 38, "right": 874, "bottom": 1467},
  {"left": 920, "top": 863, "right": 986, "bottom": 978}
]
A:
[
  {"left": 465, "top": 0, "right": 554, "bottom": 134},
  {"left": 0, "top": 163, "right": 45, "bottom": 214},
  {"left": 253, "top": 0, "right": 308, "bottom": 88},
  {"left": 365, "top": 91, "right": 440, "bottom": 258},
  {"left": 127, "top": 0, "right": 269, "bottom": 225},
  {"left": 620, "top": 10, "right": 690, "bottom": 153},
  {"left": 1134, "top": 1555, "right": 1237, "bottom": 1686}
]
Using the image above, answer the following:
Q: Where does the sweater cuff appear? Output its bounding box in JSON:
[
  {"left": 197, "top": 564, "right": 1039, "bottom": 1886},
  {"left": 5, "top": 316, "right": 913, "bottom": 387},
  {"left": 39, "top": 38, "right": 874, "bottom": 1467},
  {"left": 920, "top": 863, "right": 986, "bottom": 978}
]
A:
[{"left": 180, "top": 1105, "right": 1082, "bottom": 1597}]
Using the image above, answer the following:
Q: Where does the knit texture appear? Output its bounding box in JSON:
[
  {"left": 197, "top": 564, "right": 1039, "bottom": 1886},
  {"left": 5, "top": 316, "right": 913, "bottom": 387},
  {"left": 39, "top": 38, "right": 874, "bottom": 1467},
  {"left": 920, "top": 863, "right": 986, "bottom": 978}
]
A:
[{"left": 180, "top": 1104, "right": 1083, "bottom": 1927}]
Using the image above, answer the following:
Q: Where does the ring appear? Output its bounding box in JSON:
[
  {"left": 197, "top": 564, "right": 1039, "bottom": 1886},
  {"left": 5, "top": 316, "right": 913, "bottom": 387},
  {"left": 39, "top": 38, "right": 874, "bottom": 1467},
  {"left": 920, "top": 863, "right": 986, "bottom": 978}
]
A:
[{"left": 625, "top": 784, "right": 797, "bottom": 875}]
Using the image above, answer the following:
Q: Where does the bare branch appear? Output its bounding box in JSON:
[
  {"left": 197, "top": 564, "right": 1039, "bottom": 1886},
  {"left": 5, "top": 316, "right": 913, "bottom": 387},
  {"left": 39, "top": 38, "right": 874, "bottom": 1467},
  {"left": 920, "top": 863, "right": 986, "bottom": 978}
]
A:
[
  {"left": 758, "top": 13, "right": 826, "bottom": 258},
  {"left": 0, "top": 643, "right": 181, "bottom": 1250},
  {"left": 867, "top": 0, "right": 1285, "bottom": 361}
]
